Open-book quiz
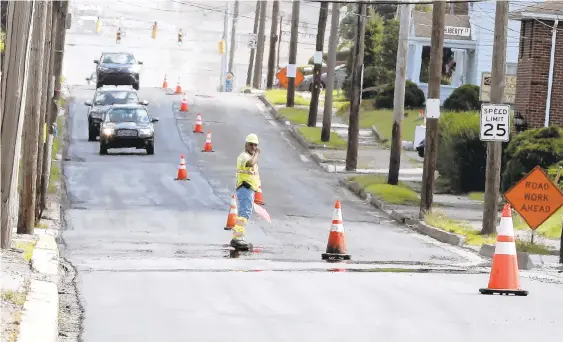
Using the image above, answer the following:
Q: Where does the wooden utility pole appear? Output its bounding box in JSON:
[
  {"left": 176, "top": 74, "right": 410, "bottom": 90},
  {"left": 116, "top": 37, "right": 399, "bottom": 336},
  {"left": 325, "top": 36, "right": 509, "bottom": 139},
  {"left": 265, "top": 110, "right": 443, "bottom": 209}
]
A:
[
  {"left": 252, "top": 0, "right": 267, "bottom": 89},
  {"left": 228, "top": 0, "right": 239, "bottom": 74},
  {"left": 18, "top": 0, "right": 48, "bottom": 234},
  {"left": 481, "top": 1, "right": 509, "bottom": 235},
  {"left": 35, "top": 1, "right": 53, "bottom": 221},
  {"left": 345, "top": 3, "right": 367, "bottom": 171},
  {"left": 246, "top": 1, "right": 260, "bottom": 86},
  {"left": 277, "top": 13, "right": 283, "bottom": 70},
  {"left": 38, "top": 0, "right": 68, "bottom": 218},
  {"left": 1, "top": 0, "right": 35, "bottom": 248},
  {"left": 266, "top": 0, "right": 280, "bottom": 89},
  {"left": 418, "top": 1, "right": 445, "bottom": 219},
  {"left": 321, "top": 2, "right": 341, "bottom": 142},
  {"left": 307, "top": 1, "right": 329, "bottom": 127},
  {"left": 388, "top": 4, "right": 413, "bottom": 185},
  {"left": 286, "top": 0, "right": 300, "bottom": 107}
]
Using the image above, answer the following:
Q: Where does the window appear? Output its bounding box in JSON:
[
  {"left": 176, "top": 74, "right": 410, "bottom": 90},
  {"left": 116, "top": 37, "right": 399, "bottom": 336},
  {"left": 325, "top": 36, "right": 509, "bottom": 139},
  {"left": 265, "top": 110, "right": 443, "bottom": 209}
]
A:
[
  {"left": 94, "top": 91, "right": 139, "bottom": 105},
  {"left": 106, "top": 108, "right": 149, "bottom": 123},
  {"left": 506, "top": 63, "right": 517, "bottom": 75},
  {"left": 102, "top": 53, "right": 136, "bottom": 64}
]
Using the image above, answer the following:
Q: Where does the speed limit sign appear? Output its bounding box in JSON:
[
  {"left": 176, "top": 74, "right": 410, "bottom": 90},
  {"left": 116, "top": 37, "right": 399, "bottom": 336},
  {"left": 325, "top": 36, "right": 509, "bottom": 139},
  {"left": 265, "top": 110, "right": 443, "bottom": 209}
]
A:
[{"left": 480, "top": 104, "right": 511, "bottom": 142}]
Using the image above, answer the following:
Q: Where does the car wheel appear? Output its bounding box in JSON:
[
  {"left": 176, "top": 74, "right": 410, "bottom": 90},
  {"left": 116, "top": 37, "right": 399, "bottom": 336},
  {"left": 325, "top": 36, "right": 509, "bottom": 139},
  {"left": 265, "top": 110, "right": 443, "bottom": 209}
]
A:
[
  {"left": 133, "top": 82, "right": 139, "bottom": 90},
  {"left": 99, "top": 142, "right": 108, "bottom": 155},
  {"left": 146, "top": 142, "right": 154, "bottom": 155},
  {"left": 88, "top": 125, "right": 97, "bottom": 141},
  {"left": 96, "top": 82, "right": 102, "bottom": 89},
  {"left": 417, "top": 147, "right": 424, "bottom": 158}
]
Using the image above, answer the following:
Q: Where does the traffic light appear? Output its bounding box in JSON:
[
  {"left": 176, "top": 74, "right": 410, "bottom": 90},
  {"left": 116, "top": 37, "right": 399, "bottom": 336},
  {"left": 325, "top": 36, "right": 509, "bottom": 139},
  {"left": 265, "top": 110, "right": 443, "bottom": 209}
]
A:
[{"left": 218, "top": 39, "right": 225, "bottom": 55}]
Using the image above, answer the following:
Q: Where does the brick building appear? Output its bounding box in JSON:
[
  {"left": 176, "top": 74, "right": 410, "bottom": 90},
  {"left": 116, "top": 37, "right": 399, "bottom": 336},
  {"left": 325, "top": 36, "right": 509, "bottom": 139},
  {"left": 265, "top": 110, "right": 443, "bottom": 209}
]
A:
[{"left": 511, "top": 3, "right": 563, "bottom": 129}]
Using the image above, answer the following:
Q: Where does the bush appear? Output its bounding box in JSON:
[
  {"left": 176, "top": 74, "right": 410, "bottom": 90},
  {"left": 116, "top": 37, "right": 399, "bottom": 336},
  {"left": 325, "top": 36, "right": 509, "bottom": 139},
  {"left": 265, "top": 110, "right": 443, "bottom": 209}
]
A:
[
  {"left": 501, "top": 126, "right": 563, "bottom": 192},
  {"left": 443, "top": 84, "right": 481, "bottom": 111},
  {"left": 374, "top": 81, "right": 426, "bottom": 109}
]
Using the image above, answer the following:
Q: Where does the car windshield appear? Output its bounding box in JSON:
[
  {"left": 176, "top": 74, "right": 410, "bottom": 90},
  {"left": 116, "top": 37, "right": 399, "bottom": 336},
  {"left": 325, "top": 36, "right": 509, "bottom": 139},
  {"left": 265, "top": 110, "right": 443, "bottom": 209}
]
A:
[
  {"left": 106, "top": 108, "right": 150, "bottom": 123},
  {"left": 93, "top": 91, "right": 139, "bottom": 106},
  {"left": 102, "top": 53, "right": 136, "bottom": 64}
]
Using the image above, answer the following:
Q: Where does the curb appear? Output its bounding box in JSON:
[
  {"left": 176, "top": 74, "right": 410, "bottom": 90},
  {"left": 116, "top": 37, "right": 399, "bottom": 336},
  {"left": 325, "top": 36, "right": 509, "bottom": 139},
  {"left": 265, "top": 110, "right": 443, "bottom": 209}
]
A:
[
  {"left": 339, "top": 178, "right": 466, "bottom": 247},
  {"left": 17, "top": 280, "right": 58, "bottom": 342},
  {"left": 478, "top": 244, "right": 535, "bottom": 271},
  {"left": 31, "top": 234, "right": 59, "bottom": 277}
]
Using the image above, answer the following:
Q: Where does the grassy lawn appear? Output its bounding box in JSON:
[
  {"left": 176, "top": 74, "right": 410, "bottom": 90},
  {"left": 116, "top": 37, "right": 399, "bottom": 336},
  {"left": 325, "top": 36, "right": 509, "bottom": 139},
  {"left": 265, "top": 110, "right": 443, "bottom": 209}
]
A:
[
  {"left": 264, "top": 89, "right": 309, "bottom": 106},
  {"left": 296, "top": 126, "right": 347, "bottom": 149},
  {"left": 320, "top": 89, "right": 349, "bottom": 111},
  {"left": 513, "top": 207, "right": 562, "bottom": 239},
  {"left": 48, "top": 116, "right": 64, "bottom": 194},
  {"left": 424, "top": 211, "right": 554, "bottom": 254},
  {"left": 341, "top": 108, "right": 424, "bottom": 142},
  {"left": 349, "top": 175, "right": 420, "bottom": 205},
  {"left": 278, "top": 107, "right": 308, "bottom": 125},
  {"left": 468, "top": 192, "right": 485, "bottom": 201}
]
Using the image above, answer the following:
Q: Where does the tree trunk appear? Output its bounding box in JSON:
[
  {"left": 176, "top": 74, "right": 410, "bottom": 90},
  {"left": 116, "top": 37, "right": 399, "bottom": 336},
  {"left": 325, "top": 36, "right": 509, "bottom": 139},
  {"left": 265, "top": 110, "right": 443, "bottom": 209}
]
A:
[
  {"left": 1, "top": 1, "right": 36, "bottom": 248},
  {"left": 18, "top": 1, "right": 48, "bottom": 234}
]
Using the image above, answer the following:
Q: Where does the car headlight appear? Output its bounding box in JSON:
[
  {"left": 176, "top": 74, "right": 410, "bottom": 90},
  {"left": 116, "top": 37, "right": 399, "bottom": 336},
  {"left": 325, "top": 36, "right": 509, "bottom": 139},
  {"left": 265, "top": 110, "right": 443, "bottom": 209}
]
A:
[
  {"left": 102, "top": 128, "right": 114, "bottom": 135},
  {"left": 138, "top": 128, "right": 152, "bottom": 135}
]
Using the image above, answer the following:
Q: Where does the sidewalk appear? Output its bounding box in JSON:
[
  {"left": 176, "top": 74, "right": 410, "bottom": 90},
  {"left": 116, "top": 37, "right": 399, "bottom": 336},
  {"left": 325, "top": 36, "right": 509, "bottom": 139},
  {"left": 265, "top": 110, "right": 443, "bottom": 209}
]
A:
[{"left": 256, "top": 91, "right": 562, "bottom": 270}]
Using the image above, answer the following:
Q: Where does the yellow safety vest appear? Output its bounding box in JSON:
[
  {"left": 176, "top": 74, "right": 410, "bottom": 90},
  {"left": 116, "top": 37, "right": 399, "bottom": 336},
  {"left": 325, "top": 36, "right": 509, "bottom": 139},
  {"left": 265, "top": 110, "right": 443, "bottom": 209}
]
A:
[{"left": 236, "top": 151, "right": 260, "bottom": 191}]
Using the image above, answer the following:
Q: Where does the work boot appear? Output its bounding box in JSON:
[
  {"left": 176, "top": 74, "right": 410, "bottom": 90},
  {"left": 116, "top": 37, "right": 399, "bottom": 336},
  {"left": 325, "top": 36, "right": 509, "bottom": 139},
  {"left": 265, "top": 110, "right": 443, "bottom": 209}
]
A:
[{"left": 231, "top": 217, "right": 250, "bottom": 250}]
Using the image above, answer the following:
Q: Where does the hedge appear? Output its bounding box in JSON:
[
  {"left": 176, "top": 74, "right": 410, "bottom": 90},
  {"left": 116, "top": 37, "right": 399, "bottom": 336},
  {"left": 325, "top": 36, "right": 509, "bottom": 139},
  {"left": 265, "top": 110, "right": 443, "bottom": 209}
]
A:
[
  {"left": 443, "top": 84, "right": 481, "bottom": 111},
  {"left": 374, "top": 81, "right": 426, "bottom": 109}
]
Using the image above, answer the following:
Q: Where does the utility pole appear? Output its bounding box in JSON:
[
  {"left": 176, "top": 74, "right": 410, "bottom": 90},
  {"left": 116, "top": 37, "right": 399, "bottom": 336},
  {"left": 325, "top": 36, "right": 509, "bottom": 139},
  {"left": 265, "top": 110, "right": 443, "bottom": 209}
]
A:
[
  {"left": 345, "top": 3, "right": 367, "bottom": 171},
  {"left": 388, "top": 4, "right": 413, "bottom": 185},
  {"left": 228, "top": 0, "right": 239, "bottom": 74},
  {"left": 36, "top": 1, "right": 54, "bottom": 221},
  {"left": 418, "top": 1, "right": 446, "bottom": 219},
  {"left": 321, "top": 2, "right": 340, "bottom": 142},
  {"left": 481, "top": 1, "right": 509, "bottom": 235},
  {"left": 38, "top": 0, "right": 68, "bottom": 219},
  {"left": 246, "top": 1, "right": 260, "bottom": 86},
  {"left": 266, "top": 0, "right": 280, "bottom": 89},
  {"left": 277, "top": 13, "right": 283, "bottom": 70},
  {"left": 286, "top": 0, "right": 300, "bottom": 107},
  {"left": 18, "top": 0, "right": 48, "bottom": 235},
  {"left": 1, "top": 0, "right": 35, "bottom": 248},
  {"left": 253, "top": 0, "right": 267, "bottom": 89},
  {"left": 219, "top": 3, "right": 229, "bottom": 92},
  {"left": 307, "top": 1, "right": 329, "bottom": 127}
]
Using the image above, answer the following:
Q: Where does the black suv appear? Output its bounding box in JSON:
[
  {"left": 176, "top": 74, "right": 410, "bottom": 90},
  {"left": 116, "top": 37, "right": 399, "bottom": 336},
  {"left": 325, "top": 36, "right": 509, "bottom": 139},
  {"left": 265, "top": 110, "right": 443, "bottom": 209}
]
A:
[
  {"left": 94, "top": 52, "right": 143, "bottom": 90},
  {"left": 84, "top": 86, "right": 149, "bottom": 141},
  {"left": 99, "top": 104, "right": 158, "bottom": 155}
]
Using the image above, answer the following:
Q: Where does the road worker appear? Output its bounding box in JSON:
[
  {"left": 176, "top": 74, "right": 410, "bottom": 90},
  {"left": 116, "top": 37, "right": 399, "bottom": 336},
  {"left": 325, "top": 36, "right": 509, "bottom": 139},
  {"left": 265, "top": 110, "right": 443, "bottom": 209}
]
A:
[
  {"left": 232, "top": 133, "right": 261, "bottom": 249},
  {"left": 177, "top": 29, "right": 183, "bottom": 45},
  {"left": 116, "top": 28, "right": 122, "bottom": 44}
]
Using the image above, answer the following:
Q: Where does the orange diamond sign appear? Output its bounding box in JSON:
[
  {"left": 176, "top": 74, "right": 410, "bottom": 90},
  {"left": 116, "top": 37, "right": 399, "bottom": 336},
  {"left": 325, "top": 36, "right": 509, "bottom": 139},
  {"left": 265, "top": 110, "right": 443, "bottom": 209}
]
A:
[
  {"left": 504, "top": 165, "right": 563, "bottom": 230},
  {"left": 276, "top": 66, "right": 304, "bottom": 89}
]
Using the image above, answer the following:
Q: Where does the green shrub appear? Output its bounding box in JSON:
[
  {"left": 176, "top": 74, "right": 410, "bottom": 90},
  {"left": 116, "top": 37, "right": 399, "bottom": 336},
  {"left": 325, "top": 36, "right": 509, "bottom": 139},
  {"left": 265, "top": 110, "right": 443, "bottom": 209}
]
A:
[
  {"left": 374, "top": 81, "right": 426, "bottom": 109},
  {"left": 443, "top": 84, "right": 481, "bottom": 111},
  {"left": 501, "top": 126, "right": 563, "bottom": 192}
]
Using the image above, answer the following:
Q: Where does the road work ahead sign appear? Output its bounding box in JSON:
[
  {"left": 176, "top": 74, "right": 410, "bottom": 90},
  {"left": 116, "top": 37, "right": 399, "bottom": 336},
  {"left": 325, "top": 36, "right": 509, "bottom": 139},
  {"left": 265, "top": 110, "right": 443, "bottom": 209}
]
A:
[
  {"left": 504, "top": 166, "right": 563, "bottom": 229},
  {"left": 480, "top": 104, "right": 510, "bottom": 142}
]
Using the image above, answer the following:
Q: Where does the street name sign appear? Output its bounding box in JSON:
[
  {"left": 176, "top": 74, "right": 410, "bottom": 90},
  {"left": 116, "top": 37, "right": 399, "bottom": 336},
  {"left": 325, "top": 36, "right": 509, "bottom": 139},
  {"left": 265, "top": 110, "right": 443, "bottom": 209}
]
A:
[
  {"left": 480, "top": 104, "right": 510, "bottom": 142},
  {"left": 504, "top": 166, "right": 563, "bottom": 230}
]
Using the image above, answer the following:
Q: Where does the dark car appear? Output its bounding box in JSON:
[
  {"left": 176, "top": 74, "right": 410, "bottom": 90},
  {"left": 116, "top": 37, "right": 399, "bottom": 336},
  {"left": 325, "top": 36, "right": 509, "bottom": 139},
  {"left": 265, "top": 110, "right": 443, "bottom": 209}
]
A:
[
  {"left": 94, "top": 52, "right": 143, "bottom": 90},
  {"left": 416, "top": 139, "right": 425, "bottom": 158},
  {"left": 98, "top": 104, "right": 158, "bottom": 155},
  {"left": 84, "top": 86, "right": 149, "bottom": 141}
]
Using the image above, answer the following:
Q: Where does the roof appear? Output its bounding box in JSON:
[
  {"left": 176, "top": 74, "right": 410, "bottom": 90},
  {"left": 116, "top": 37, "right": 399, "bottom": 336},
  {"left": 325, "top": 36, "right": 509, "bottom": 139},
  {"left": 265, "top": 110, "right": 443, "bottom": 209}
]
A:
[
  {"left": 510, "top": 2, "right": 563, "bottom": 20},
  {"left": 96, "top": 85, "right": 137, "bottom": 92},
  {"left": 107, "top": 103, "right": 146, "bottom": 109},
  {"left": 412, "top": 11, "right": 472, "bottom": 41}
]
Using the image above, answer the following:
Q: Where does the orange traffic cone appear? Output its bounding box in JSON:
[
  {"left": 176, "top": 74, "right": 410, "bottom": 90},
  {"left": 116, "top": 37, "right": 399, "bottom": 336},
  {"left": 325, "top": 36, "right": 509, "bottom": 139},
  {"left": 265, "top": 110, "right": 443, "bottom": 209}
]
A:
[
  {"left": 254, "top": 185, "right": 265, "bottom": 205},
  {"left": 224, "top": 194, "right": 238, "bottom": 230},
  {"left": 321, "top": 200, "right": 351, "bottom": 261},
  {"left": 180, "top": 97, "right": 189, "bottom": 111},
  {"left": 193, "top": 113, "right": 204, "bottom": 133},
  {"left": 175, "top": 77, "right": 183, "bottom": 94},
  {"left": 202, "top": 131, "right": 214, "bottom": 152},
  {"left": 162, "top": 74, "right": 168, "bottom": 89},
  {"left": 175, "top": 154, "right": 190, "bottom": 180},
  {"left": 479, "top": 204, "right": 528, "bottom": 296}
]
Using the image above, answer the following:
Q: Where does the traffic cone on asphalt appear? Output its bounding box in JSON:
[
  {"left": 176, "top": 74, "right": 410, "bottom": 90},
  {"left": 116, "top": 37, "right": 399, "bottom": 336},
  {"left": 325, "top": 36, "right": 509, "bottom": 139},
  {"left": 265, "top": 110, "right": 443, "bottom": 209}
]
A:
[
  {"left": 175, "top": 77, "right": 183, "bottom": 94},
  {"left": 175, "top": 154, "right": 189, "bottom": 180},
  {"left": 162, "top": 74, "right": 168, "bottom": 89},
  {"left": 321, "top": 200, "right": 351, "bottom": 261},
  {"left": 193, "top": 113, "right": 204, "bottom": 133},
  {"left": 254, "top": 185, "right": 265, "bottom": 205},
  {"left": 180, "top": 97, "right": 189, "bottom": 111},
  {"left": 202, "top": 131, "right": 214, "bottom": 152},
  {"left": 224, "top": 194, "right": 238, "bottom": 230},
  {"left": 479, "top": 204, "right": 528, "bottom": 296}
]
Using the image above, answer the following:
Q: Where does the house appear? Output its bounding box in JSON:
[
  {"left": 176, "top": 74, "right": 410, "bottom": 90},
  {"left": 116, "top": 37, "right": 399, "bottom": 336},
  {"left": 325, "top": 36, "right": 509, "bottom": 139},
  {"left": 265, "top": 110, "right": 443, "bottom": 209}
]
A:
[
  {"left": 510, "top": 2, "right": 563, "bottom": 129},
  {"left": 405, "top": 1, "right": 521, "bottom": 104}
]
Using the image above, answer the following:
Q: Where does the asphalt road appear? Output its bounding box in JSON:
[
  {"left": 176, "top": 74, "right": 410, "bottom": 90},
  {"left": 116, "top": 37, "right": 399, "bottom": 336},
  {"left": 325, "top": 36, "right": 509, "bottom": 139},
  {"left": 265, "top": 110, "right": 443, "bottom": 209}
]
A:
[{"left": 59, "top": 1, "right": 563, "bottom": 341}]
